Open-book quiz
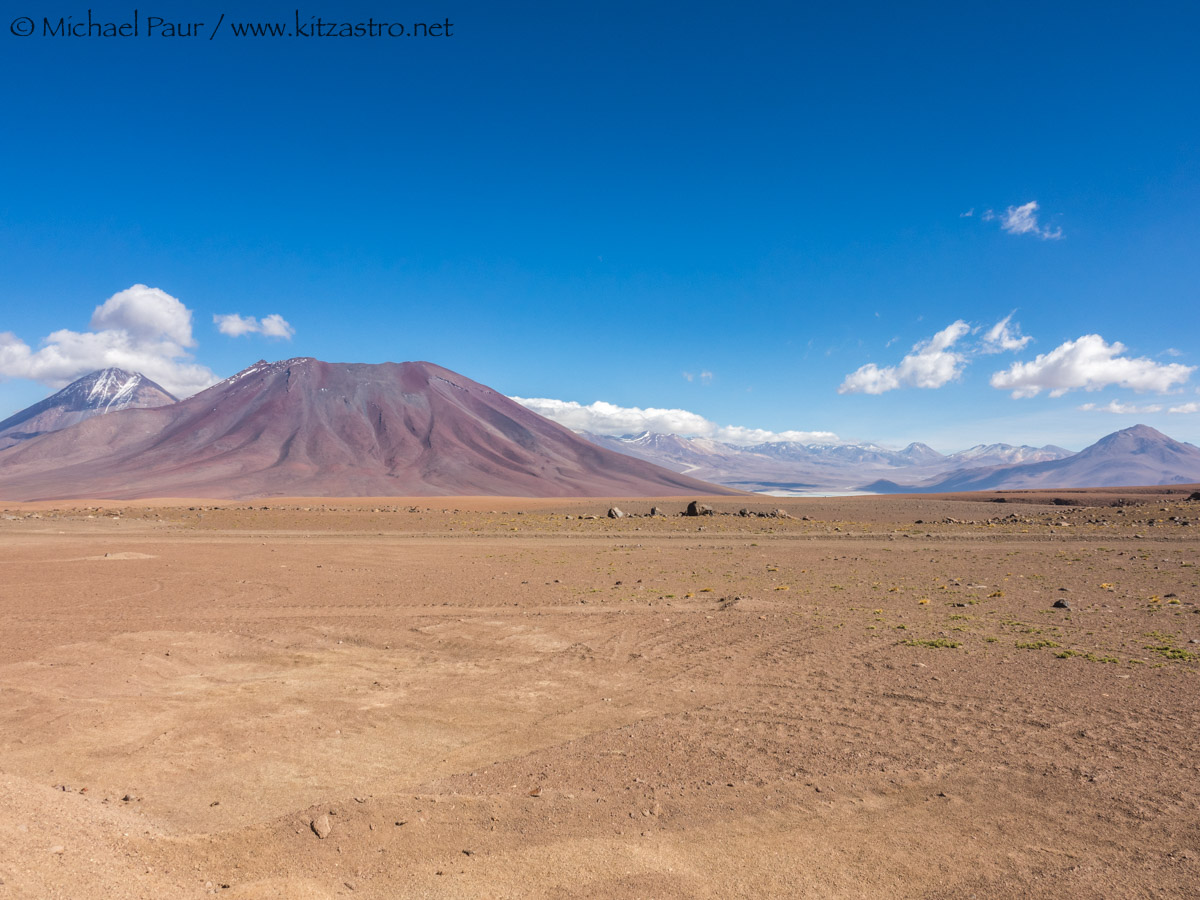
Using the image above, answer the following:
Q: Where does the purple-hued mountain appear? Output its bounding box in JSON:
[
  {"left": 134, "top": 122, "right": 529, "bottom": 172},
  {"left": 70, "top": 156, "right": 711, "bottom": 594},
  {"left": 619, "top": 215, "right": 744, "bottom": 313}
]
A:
[
  {"left": 862, "top": 425, "right": 1200, "bottom": 493},
  {"left": 0, "top": 368, "right": 177, "bottom": 451},
  {"left": 946, "top": 443, "right": 1073, "bottom": 468},
  {"left": 0, "top": 359, "right": 739, "bottom": 500},
  {"left": 583, "top": 431, "right": 1074, "bottom": 492}
]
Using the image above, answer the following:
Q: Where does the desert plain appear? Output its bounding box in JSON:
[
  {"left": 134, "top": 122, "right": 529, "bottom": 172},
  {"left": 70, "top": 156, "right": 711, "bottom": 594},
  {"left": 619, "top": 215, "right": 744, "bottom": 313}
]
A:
[{"left": 1, "top": 488, "right": 1199, "bottom": 899}]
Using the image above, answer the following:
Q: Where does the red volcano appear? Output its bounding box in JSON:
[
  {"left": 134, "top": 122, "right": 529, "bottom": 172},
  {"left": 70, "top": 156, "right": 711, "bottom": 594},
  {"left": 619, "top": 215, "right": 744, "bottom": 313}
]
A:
[{"left": 0, "top": 358, "right": 740, "bottom": 500}]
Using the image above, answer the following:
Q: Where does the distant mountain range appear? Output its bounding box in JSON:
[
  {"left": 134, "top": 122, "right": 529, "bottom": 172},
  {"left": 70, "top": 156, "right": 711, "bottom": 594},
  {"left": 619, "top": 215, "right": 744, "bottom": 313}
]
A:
[
  {"left": 1, "top": 364, "right": 1197, "bottom": 498},
  {"left": 583, "top": 431, "right": 1076, "bottom": 492},
  {"left": 0, "top": 368, "right": 176, "bottom": 451},
  {"left": 862, "top": 424, "right": 1200, "bottom": 493},
  {"left": 0, "top": 360, "right": 737, "bottom": 500}
]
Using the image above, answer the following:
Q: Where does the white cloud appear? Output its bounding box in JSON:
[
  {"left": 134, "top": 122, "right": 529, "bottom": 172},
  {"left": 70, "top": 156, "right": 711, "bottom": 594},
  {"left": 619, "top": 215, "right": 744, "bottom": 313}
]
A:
[
  {"left": 982, "top": 201, "right": 1063, "bottom": 240},
  {"left": 990, "top": 334, "right": 1194, "bottom": 398},
  {"left": 92, "top": 284, "right": 196, "bottom": 346},
  {"left": 259, "top": 314, "right": 294, "bottom": 338},
  {"left": 0, "top": 284, "right": 217, "bottom": 397},
  {"left": 981, "top": 312, "right": 1031, "bottom": 353},
  {"left": 509, "top": 396, "right": 838, "bottom": 446},
  {"left": 1078, "top": 400, "right": 1163, "bottom": 414},
  {"left": 1169, "top": 402, "right": 1199, "bottom": 414},
  {"left": 214, "top": 312, "right": 295, "bottom": 339},
  {"left": 838, "top": 321, "right": 970, "bottom": 395},
  {"left": 212, "top": 313, "right": 258, "bottom": 337}
]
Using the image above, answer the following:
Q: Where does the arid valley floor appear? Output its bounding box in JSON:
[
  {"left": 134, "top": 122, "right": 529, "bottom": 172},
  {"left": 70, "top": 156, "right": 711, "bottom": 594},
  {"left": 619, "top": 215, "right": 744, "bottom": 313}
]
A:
[{"left": 2, "top": 490, "right": 1199, "bottom": 898}]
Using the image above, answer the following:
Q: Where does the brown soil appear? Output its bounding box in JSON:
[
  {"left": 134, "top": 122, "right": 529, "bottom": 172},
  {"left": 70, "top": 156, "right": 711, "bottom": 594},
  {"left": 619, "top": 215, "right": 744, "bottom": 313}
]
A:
[{"left": 2, "top": 490, "right": 1199, "bottom": 898}]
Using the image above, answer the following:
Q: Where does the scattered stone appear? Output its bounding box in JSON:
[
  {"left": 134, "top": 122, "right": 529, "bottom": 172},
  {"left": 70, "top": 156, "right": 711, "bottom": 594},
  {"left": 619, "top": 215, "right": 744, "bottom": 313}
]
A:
[
  {"left": 1053, "top": 598, "right": 1072, "bottom": 610},
  {"left": 607, "top": 507, "right": 624, "bottom": 519},
  {"left": 650, "top": 507, "right": 664, "bottom": 517},
  {"left": 311, "top": 814, "right": 333, "bottom": 839},
  {"left": 774, "top": 509, "right": 791, "bottom": 519},
  {"left": 685, "top": 501, "right": 713, "bottom": 517}
]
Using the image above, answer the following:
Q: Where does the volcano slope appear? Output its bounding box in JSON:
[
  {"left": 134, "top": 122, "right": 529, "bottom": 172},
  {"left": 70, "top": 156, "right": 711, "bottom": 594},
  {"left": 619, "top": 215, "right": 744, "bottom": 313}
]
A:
[
  {"left": 0, "top": 359, "right": 737, "bottom": 500},
  {"left": 1, "top": 488, "right": 1198, "bottom": 898}
]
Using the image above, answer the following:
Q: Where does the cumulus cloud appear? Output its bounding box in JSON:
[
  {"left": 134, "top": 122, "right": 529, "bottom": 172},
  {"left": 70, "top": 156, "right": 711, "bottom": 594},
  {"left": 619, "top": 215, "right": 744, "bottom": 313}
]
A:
[
  {"left": 214, "top": 312, "right": 295, "bottom": 339},
  {"left": 1078, "top": 400, "right": 1163, "bottom": 414},
  {"left": 0, "top": 284, "right": 218, "bottom": 397},
  {"left": 990, "top": 335, "right": 1194, "bottom": 398},
  {"left": 838, "top": 321, "right": 970, "bottom": 395},
  {"left": 1169, "top": 402, "right": 1199, "bottom": 414},
  {"left": 981, "top": 312, "right": 1031, "bottom": 353},
  {"left": 509, "top": 396, "right": 838, "bottom": 446},
  {"left": 981, "top": 201, "right": 1063, "bottom": 240}
]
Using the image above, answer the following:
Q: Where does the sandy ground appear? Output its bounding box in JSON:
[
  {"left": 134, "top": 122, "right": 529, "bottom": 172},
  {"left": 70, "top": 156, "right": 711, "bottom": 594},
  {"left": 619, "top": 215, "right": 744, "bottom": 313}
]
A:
[{"left": 1, "top": 490, "right": 1199, "bottom": 898}]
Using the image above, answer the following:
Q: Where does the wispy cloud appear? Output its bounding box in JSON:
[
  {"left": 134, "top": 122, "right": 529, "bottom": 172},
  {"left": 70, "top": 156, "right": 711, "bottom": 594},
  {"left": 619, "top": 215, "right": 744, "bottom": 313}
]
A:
[
  {"left": 1078, "top": 400, "right": 1163, "bottom": 414},
  {"left": 214, "top": 313, "right": 295, "bottom": 339},
  {"left": 1169, "top": 402, "right": 1199, "bottom": 414},
  {"left": 981, "top": 201, "right": 1063, "bottom": 240},
  {"left": 509, "top": 396, "right": 838, "bottom": 445},
  {"left": 0, "top": 284, "right": 217, "bottom": 397},
  {"left": 980, "top": 312, "right": 1031, "bottom": 353},
  {"left": 838, "top": 321, "right": 970, "bottom": 394},
  {"left": 991, "top": 335, "right": 1194, "bottom": 398}
]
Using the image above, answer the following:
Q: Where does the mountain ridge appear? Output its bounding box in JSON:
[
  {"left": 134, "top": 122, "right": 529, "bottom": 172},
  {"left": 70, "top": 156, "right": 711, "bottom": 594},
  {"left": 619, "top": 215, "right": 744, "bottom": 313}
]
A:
[
  {"left": 582, "top": 431, "right": 1077, "bottom": 492},
  {"left": 3, "top": 366, "right": 1195, "bottom": 496}
]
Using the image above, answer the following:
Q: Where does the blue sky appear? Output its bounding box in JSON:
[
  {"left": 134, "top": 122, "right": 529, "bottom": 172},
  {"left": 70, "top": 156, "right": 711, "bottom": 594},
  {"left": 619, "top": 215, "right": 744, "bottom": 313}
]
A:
[{"left": 1, "top": 1, "right": 1197, "bottom": 452}]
